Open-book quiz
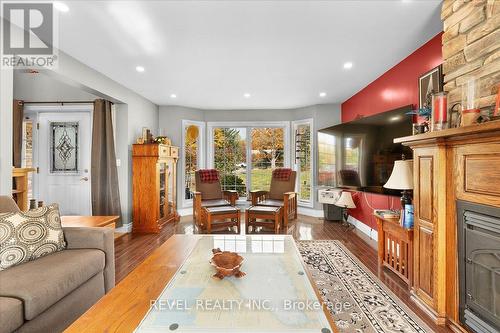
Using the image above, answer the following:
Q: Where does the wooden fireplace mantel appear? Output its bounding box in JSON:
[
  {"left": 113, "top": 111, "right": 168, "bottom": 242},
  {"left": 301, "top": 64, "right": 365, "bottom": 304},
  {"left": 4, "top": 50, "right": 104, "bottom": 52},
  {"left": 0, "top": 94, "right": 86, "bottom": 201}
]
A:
[
  {"left": 394, "top": 121, "right": 500, "bottom": 332},
  {"left": 394, "top": 120, "right": 500, "bottom": 144}
]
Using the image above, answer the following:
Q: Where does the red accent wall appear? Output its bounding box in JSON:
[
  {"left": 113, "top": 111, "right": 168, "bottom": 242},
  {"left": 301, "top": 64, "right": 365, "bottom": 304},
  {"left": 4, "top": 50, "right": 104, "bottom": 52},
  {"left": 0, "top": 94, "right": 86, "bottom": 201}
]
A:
[
  {"left": 341, "top": 33, "right": 443, "bottom": 230},
  {"left": 342, "top": 33, "right": 443, "bottom": 122}
]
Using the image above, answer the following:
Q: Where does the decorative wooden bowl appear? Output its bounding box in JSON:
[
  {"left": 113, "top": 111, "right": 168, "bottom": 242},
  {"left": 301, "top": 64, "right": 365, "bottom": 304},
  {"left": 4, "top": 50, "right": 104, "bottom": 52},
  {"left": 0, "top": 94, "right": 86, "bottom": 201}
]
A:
[{"left": 210, "top": 248, "right": 245, "bottom": 279}]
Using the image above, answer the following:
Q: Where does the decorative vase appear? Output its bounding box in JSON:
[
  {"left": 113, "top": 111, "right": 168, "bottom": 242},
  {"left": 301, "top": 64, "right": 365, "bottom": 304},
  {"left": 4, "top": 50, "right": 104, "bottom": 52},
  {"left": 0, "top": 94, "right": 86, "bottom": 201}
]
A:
[
  {"left": 460, "top": 78, "right": 481, "bottom": 127},
  {"left": 431, "top": 92, "right": 448, "bottom": 131}
]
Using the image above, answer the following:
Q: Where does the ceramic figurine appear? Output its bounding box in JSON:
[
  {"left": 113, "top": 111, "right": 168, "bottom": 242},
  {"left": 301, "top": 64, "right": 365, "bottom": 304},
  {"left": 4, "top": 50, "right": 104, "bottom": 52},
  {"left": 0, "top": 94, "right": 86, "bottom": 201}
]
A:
[{"left": 210, "top": 248, "right": 245, "bottom": 279}]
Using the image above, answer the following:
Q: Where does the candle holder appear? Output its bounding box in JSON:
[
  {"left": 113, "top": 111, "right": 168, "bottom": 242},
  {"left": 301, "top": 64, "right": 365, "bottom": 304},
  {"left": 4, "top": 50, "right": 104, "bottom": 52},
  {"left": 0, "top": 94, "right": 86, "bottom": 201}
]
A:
[
  {"left": 431, "top": 91, "right": 448, "bottom": 131},
  {"left": 460, "top": 77, "right": 481, "bottom": 127}
]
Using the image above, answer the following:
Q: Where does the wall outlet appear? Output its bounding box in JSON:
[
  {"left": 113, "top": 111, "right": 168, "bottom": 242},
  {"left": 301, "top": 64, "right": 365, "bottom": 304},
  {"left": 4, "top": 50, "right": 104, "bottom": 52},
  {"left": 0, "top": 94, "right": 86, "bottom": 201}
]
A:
[{"left": 116, "top": 159, "right": 121, "bottom": 167}]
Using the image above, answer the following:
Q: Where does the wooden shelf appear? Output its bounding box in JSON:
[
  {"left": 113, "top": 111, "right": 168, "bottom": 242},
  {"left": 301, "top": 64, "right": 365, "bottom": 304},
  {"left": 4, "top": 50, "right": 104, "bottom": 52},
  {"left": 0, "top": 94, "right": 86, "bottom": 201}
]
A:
[
  {"left": 12, "top": 167, "right": 36, "bottom": 211},
  {"left": 394, "top": 120, "right": 500, "bottom": 144}
]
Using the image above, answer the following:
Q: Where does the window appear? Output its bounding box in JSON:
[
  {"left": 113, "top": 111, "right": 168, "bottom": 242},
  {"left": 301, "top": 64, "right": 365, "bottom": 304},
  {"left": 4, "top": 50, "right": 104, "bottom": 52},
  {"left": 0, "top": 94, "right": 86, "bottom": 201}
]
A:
[
  {"left": 208, "top": 122, "right": 290, "bottom": 199},
  {"left": 250, "top": 128, "right": 284, "bottom": 192},
  {"left": 50, "top": 122, "right": 79, "bottom": 173},
  {"left": 181, "top": 120, "right": 205, "bottom": 207},
  {"left": 293, "top": 119, "right": 313, "bottom": 207},
  {"left": 318, "top": 132, "right": 336, "bottom": 187},
  {"left": 22, "top": 118, "right": 34, "bottom": 199},
  {"left": 213, "top": 127, "right": 247, "bottom": 196}
]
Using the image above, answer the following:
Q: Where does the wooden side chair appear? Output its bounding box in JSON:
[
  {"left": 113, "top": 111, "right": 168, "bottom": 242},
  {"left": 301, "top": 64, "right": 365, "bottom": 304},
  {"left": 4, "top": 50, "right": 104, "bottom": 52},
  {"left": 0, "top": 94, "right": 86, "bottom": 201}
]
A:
[
  {"left": 250, "top": 168, "right": 298, "bottom": 227},
  {"left": 192, "top": 169, "right": 238, "bottom": 226}
]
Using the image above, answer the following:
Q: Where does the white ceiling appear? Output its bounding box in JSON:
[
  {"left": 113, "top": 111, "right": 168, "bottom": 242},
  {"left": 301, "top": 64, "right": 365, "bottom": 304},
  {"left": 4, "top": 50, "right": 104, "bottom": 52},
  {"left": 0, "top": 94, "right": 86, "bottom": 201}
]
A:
[{"left": 56, "top": 0, "right": 442, "bottom": 109}]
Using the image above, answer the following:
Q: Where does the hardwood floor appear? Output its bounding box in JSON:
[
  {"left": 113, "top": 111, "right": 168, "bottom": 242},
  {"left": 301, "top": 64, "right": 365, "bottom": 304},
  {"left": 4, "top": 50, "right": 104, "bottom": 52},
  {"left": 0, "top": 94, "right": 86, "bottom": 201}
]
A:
[{"left": 115, "top": 214, "right": 451, "bottom": 332}]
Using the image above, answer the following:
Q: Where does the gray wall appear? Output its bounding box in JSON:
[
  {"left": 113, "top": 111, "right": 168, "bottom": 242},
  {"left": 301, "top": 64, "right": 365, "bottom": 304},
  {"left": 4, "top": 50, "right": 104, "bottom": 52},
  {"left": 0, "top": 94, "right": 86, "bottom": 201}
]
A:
[
  {"left": 14, "top": 71, "right": 99, "bottom": 101},
  {"left": 159, "top": 103, "right": 341, "bottom": 211},
  {"left": 50, "top": 51, "right": 159, "bottom": 227},
  {"left": 0, "top": 68, "right": 14, "bottom": 195},
  {"left": 4, "top": 50, "right": 158, "bottom": 227}
]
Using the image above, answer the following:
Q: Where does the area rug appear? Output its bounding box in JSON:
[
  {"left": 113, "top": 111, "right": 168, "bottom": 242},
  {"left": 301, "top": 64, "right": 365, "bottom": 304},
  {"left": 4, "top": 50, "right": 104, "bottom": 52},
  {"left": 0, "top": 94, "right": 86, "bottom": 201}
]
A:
[{"left": 297, "top": 240, "right": 433, "bottom": 333}]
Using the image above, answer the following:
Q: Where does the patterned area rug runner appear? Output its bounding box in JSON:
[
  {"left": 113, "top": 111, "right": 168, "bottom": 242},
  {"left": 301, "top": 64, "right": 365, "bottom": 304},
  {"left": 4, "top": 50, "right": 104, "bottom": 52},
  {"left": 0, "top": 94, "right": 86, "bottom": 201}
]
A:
[{"left": 297, "top": 240, "right": 433, "bottom": 333}]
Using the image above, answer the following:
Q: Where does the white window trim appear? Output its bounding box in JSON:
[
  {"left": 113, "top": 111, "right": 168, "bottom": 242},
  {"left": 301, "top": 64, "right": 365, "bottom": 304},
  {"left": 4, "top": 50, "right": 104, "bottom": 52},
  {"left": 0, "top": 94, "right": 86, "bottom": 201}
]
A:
[
  {"left": 206, "top": 121, "right": 291, "bottom": 201},
  {"left": 181, "top": 120, "right": 206, "bottom": 208},
  {"left": 292, "top": 118, "right": 314, "bottom": 208}
]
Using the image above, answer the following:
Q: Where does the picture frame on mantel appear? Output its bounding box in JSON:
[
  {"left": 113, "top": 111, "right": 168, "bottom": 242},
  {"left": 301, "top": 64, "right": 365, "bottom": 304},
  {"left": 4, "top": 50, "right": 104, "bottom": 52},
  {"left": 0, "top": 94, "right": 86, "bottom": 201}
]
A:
[{"left": 418, "top": 65, "right": 444, "bottom": 110}]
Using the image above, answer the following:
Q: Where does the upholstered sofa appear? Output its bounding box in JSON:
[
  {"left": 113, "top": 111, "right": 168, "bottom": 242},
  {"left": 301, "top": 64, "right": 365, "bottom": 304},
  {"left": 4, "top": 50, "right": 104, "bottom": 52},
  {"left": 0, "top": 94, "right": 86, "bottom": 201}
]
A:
[{"left": 0, "top": 196, "right": 115, "bottom": 333}]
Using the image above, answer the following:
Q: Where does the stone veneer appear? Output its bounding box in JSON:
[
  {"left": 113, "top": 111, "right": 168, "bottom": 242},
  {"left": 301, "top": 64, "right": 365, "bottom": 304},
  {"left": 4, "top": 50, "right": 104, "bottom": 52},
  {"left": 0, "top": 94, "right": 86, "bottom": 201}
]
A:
[{"left": 441, "top": 0, "right": 500, "bottom": 115}]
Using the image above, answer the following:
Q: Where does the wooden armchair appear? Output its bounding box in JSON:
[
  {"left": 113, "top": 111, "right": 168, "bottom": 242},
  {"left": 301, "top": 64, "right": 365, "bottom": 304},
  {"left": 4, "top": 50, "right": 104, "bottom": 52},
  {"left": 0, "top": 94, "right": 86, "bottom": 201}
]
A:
[
  {"left": 250, "top": 169, "right": 298, "bottom": 227},
  {"left": 192, "top": 170, "right": 238, "bottom": 226}
]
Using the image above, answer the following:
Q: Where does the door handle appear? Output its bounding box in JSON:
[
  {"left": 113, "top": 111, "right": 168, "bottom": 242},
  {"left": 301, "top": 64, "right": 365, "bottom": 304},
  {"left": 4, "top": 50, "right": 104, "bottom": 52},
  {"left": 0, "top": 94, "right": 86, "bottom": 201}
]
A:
[{"left": 80, "top": 177, "right": 89, "bottom": 181}]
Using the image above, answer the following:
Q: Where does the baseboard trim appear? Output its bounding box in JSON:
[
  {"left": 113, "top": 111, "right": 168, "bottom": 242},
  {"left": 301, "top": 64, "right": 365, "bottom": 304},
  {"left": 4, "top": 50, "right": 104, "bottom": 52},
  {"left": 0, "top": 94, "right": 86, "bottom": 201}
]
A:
[
  {"left": 115, "top": 223, "right": 132, "bottom": 233},
  {"left": 447, "top": 319, "right": 468, "bottom": 333},
  {"left": 410, "top": 290, "right": 447, "bottom": 326},
  {"left": 347, "top": 215, "right": 378, "bottom": 241},
  {"left": 298, "top": 207, "right": 323, "bottom": 217},
  {"left": 178, "top": 208, "right": 193, "bottom": 216}
]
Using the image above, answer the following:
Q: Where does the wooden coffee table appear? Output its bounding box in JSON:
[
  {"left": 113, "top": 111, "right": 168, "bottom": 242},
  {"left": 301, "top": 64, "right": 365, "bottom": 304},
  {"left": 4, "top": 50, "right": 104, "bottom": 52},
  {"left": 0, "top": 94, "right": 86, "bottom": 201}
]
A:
[
  {"left": 64, "top": 235, "right": 337, "bottom": 333},
  {"left": 246, "top": 205, "right": 282, "bottom": 234}
]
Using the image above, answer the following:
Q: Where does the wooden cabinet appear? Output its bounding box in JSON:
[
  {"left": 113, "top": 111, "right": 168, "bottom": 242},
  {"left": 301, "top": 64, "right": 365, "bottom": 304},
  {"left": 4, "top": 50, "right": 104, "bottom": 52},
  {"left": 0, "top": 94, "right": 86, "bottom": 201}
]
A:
[
  {"left": 12, "top": 167, "right": 36, "bottom": 211},
  {"left": 132, "top": 144, "right": 179, "bottom": 233},
  {"left": 395, "top": 121, "right": 500, "bottom": 330},
  {"left": 412, "top": 146, "right": 447, "bottom": 324}
]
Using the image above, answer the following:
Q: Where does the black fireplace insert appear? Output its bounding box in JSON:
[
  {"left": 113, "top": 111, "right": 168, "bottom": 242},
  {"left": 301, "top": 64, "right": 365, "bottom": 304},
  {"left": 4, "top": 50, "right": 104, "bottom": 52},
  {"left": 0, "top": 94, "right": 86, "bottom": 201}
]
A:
[{"left": 457, "top": 200, "right": 500, "bottom": 333}]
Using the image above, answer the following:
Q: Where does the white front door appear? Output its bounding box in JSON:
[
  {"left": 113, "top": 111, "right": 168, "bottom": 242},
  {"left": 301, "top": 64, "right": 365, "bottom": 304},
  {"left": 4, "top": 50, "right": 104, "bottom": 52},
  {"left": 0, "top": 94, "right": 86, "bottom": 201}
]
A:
[{"left": 37, "top": 112, "right": 92, "bottom": 215}]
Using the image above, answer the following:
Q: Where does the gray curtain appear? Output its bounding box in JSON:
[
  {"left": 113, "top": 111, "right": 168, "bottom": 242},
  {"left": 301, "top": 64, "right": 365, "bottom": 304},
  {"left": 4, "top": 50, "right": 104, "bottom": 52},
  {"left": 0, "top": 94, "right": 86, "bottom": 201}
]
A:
[
  {"left": 13, "top": 100, "right": 24, "bottom": 168},
  {"left": 91, "top": 99, "right": 121, "bottom": 221}
]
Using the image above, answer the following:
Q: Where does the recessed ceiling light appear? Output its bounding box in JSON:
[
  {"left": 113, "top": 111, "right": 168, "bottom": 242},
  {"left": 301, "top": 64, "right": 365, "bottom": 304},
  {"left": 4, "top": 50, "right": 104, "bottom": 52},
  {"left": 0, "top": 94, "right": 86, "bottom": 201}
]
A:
[
  {"left": 390, "top": 116, "right": 402, "bottom": 122},
  {"left": 170, "top": 94, "right": 177, "bottom": 99},
  {"left": 319, "top": 92, "right": 327, "bottom": 98},
  {"left": 53, "top": 2, "right": 69, "bottom": 12},
  {"left": 243, "top": 93, "right": 251, "bottom": 98},
  {"left": 343, "top": 62, "right": 353, "bottom": 69},
  {"left": 135, "top": 66, "right": 145, "bottom": 72}
]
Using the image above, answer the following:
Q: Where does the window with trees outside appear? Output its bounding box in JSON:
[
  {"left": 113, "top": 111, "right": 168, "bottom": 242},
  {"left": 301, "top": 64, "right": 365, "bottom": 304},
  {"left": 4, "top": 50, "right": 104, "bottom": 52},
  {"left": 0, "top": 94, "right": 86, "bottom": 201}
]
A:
[
  {"left": 208, "top": 122, "right": 289, "bottom": 199},
  {"left": 251, "top": 128, "right": 284, "bottom": 192},
  {"left": 213, "top": 128, "right": 247, "bottom": 196},
  {"left": 293, "top": 120, "right": 313, "bottom": 207},
  {"left": 182, "top": 120, "right": 204, "bottom": 207},
  {"left": 318, "top": 132, "right": 336, "bottom": 187}
]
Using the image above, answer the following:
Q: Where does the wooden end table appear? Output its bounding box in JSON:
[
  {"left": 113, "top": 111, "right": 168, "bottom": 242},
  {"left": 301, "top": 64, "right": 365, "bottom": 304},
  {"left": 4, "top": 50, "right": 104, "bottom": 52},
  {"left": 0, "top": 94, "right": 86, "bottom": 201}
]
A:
[
  {"left": 202, "top": 206, "right": 240, "bottom": 233},
  {"left": 246, "top": 206, "right": 282, "bottom": 234},
  {"left": 374, "top": 213, "right": 414, "bottom": 288},
  {"left": 61, "top": 215, "right": 119, "bottom": 229}
]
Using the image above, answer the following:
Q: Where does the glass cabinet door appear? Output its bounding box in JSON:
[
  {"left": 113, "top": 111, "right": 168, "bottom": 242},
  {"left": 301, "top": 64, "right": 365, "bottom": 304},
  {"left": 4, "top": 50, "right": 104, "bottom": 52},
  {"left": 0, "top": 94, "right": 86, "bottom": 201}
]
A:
[
  {"left": 159, "top": 162, "right": 167, "bottom": 219},
  {"left": 167, "top": 159, "right": 174, "bottom": 216}
]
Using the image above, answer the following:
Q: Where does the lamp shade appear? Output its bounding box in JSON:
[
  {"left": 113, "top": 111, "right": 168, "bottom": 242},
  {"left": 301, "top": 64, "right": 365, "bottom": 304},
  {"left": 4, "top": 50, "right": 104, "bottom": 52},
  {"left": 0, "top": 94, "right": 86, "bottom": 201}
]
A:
[
  {"left": 384, "top": 160, "right": 413, "bottom": 190},
  {"left": 335, "top": 191, "right": 356, "bottom": 209}
]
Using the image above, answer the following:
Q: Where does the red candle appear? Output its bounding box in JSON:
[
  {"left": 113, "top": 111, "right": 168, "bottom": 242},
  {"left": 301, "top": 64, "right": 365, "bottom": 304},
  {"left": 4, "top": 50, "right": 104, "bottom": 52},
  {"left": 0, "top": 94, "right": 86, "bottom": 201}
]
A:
[{"left": 433, "top": 93, "right": 447, "bottom": 122}]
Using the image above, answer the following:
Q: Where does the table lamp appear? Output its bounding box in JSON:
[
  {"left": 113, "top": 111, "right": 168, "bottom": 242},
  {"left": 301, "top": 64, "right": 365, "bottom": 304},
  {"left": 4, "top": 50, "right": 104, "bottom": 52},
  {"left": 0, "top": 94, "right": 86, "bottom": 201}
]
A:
[
  {"left": 335, "top": 191, "right": 356, "bottom": 229},
  {"left": 384, "top": 158, "right": 414, "bottom": 208}
]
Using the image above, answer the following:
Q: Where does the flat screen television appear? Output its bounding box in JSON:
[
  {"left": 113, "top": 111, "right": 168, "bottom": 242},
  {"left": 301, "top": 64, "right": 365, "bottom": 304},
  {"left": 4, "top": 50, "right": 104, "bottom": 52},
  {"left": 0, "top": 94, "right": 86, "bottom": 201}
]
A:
[{"left": 318, "top": 105, "right": 413, "bottom": 196}]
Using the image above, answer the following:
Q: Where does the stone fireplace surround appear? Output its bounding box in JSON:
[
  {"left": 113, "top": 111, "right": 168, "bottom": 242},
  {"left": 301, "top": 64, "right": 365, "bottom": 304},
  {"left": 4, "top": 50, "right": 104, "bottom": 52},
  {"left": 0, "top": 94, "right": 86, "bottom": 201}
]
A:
[{"left": 441, "top": 0, "right": 499, "bottom": 116}]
